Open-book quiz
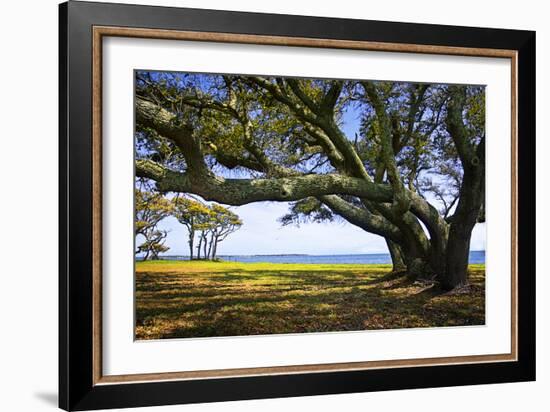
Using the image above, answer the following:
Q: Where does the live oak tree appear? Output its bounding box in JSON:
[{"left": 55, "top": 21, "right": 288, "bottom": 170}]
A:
[
  {"left": 135, "top": 188, "right": 173, "bottom": 260},
  {"left": 135, "top": 72, "right": 485, "bottom": 290}
]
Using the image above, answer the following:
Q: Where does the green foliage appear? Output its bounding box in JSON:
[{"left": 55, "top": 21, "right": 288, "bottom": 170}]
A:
[
  {"left": 172, "top": 196, "right": 243, "bottom": 260},
  {"left": 279, "top": 197, "right": 334, "bottom": 226},
  {"left": 209, "top": 204, "right": 243, "bottom": 234},
  {"left": 135, "top": 189, "right": 173, "bottom": 260},
  {"left": 135, "top": 185, "right": 244, "bottom": 261},
  {"left": 464, "top": 86, "right": 486, "bottom": 144},
  {"left": 172, "top": 197, "right": 211, "bottom": 228},
  {"left": 137, "top": 72, "right": 484, "bottom": 224}
]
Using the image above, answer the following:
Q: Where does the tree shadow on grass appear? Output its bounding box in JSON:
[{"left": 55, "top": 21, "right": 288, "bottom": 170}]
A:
[
  {"left": 136, "top": 269, "right": 485, "bottom": 339},
  {"left": 137, "top": 269, "right": 396, "bottom": 290}
]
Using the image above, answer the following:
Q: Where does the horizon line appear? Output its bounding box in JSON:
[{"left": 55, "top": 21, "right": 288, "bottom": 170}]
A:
[{"left": 143, "top": 250, "right": 486, "bottom": 258}]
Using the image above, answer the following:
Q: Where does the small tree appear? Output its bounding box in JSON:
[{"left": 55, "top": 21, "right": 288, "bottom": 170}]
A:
[
  {"left": 138, "top": 230, "right": 170, "bottom": 260},
  {"left": 172, "top": 197, "right": 211, "bottom": 260},
  {"left": 208, "top": 204, "right": 243, "bottom": 259},
  {"left": 135, "top": 189, "right": 173, "bottom": 260},
  {"left": 172, "top": 197, "right": 242, "bottom": 260},
  {"left": 196, "top": 214, "right": 215, "bottom": 259}
]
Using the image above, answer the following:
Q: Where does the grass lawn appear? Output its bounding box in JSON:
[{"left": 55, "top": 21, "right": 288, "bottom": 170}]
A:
[{"left": 135, "top": 260, "right": 485, "bottom": 340}]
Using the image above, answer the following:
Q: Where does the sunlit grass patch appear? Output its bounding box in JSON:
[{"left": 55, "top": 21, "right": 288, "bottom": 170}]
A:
[{"left": 135, "top": 260, "right": 485, "bottom": 339}]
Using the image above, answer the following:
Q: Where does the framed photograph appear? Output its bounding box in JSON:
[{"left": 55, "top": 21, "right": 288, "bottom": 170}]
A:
[{"left": 59, "top": 1, "right": 535, "bottom": 410}]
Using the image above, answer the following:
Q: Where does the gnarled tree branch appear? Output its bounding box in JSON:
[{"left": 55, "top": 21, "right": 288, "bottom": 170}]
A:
[{"left": 136, "top": 159, "right": 394, "bottom": 206}]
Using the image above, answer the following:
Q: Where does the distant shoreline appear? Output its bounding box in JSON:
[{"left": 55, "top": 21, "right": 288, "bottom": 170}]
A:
[
  {"left": 148, "top": 251, "right": 486, "bottom": 259},
  {"left": 136, "top": 251, "right": 486, "bottom": 265}
]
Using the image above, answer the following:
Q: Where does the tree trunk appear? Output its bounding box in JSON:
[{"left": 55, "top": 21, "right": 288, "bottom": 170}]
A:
[
  {"left": 403, "top": 253, "right": 435, "bottom": 281},
  {"left": 212, "top": 236, "right": 219, "bottom": 259},
  {"left": 444, "top": 229, "right": 472, "bottom": 289},
  {"left": 188, "top": 230, "right": 194, "bottom": 260},
  {"left": 203, "top": 234, "right": 208, "bottom": 259},
  {"left": 441, "top": 166, "right": 484, "bottom": 290},
  {"left": 386, "top": 239, "right": 406, "bottom": 272},
  {"left": 207, "top": 233, "right": 215, "bottom": 260},
  {"left": 196, "top": 234, "right": 202, "bottom": 259},
  {"left": 442, "top": 210, "right": 482, "bottom": 289}
]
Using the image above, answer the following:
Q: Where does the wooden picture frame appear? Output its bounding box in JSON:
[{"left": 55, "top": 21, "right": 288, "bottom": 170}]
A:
[{"left": 59, "top": 1, "right": 535, "bottom": 410}]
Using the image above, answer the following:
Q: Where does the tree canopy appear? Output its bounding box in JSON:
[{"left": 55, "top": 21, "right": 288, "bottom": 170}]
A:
[
  {"left": 172, "top": 196, "right": 242, "bottom": 260},
  {"left": 134, "top": 71, "right": 485, "bottom": 289},
  {"left": 135, "top": 188, "right": 173, "bottom": 260}
]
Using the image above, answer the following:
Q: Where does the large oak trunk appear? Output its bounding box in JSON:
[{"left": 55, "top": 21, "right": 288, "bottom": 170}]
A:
[
  {"left": 443, "top": 229, "right": 472, "bottom": 289},
  {"left": 387, "top": 168, "right": 482, "bottom": 290},
  {"left": 440, "top": 164, "right": 484, "bottom": 290}
]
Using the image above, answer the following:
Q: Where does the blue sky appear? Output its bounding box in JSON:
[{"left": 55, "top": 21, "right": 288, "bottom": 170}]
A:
[{"left": 156, "top": 201, "right": 486, "bottom": 256}]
